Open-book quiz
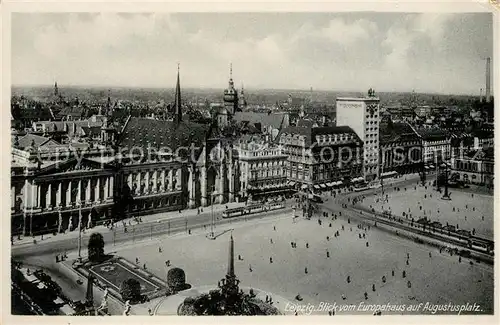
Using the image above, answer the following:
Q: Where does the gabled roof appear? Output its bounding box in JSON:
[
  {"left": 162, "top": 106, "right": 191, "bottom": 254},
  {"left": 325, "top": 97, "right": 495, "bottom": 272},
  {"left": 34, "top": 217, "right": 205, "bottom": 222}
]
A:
[
  {"left": 415, "top": 128, "right": 449, "bottom": 141},
  {"left": 58, "top": 106, "right": 85, "bottom": 118},
  {"left": 233, "top": 112, "right": 286, "bottom": 130},
  {"left": 80, "top": 126, "right": 102, "bottom": 137},
  {"left": 380, "top": 122, "right": 420, "bottom": 143},
  {"left": 16, "top": 134, "right": 60, "bottom": 149},
  {"left": 118, "top": 117, "right": 212, "bottom": 152}
]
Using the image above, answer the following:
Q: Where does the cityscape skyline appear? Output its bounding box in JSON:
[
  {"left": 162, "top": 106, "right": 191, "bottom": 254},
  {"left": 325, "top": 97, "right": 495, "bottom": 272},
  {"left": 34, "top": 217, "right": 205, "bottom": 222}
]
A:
[{"left": 12, "top": 12, "right": 493, "bottom": 95}]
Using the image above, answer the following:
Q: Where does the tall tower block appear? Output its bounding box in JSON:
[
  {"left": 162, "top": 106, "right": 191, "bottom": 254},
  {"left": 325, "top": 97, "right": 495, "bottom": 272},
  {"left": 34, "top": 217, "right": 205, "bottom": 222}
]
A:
[
  {"left": 336, "top": 90, "right": 380, "bottom": 182},
  {"left": 486, "top": 57, "right": 491, "bottom": 103}
]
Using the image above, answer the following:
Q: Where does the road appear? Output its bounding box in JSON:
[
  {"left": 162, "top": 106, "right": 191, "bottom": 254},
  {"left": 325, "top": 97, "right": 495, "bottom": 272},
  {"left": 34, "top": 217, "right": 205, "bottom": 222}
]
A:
[
  {"left": 320, "top": 179, "right": 494, "bottom": 263},
  {"left": 12, "top": 206, "right": 294, "bottom": 259}
]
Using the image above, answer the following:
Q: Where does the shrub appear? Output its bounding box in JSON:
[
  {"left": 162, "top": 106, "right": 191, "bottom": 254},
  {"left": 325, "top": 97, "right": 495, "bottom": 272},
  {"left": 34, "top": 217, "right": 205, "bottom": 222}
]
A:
[
  {"left": 167, "top": 268, "right": 186, "bottom": 292},
  {"left": 120, "top": 278, "right": 141, "bottom": 303},
  {"left": 87, "top": 232, "right": 105, "bottom": 263}
]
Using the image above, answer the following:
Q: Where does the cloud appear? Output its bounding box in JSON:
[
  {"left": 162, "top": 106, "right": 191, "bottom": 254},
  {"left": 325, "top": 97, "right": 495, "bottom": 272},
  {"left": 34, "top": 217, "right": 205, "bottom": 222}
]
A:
[{"left": 11, "top": 12, "right": 493, "bottom": 94}]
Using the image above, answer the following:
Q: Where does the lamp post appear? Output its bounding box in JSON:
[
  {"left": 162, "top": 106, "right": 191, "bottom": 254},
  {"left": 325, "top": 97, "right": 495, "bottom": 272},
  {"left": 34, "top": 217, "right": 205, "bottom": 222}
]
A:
[
  {"left": 208, "top": 186, "right": 219, "bottom": 240},
  {"left": 77, "top": 203, "right": 83, "bottom": 262}
]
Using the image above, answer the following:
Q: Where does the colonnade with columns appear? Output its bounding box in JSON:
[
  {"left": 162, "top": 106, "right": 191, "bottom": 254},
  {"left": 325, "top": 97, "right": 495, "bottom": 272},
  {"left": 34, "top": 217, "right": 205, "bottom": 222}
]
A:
[
  {"left": 22, "top": 175, "right": 114, "bottom": 210},
  {"left": 124, "top": 168, "right": 182, "bottom": 196}
]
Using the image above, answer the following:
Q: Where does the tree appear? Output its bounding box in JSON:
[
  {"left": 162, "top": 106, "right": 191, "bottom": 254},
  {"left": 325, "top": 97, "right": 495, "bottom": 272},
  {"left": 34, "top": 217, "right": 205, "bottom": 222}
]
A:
[
  {"left": 167, "top": 267, "right": 189, "bottom": 293},
  {"left": 120, "top": 278, "right": 141, "bottom": 302},
  {"left": 87, "top": 232, "right": 105, "bottom": 263}
]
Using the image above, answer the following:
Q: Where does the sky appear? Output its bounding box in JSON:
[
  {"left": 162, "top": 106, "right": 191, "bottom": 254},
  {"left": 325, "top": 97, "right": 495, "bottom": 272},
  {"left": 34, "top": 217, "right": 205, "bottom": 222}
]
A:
[{"left": 11, "top": 12, "right": 493, "bottom": 95}]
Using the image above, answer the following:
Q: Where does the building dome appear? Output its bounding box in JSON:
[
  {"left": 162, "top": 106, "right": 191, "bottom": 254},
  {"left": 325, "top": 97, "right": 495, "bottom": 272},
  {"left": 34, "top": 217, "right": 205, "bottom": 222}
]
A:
[{"left": 224, "top": 79, "right": 237, "bottom": 103}]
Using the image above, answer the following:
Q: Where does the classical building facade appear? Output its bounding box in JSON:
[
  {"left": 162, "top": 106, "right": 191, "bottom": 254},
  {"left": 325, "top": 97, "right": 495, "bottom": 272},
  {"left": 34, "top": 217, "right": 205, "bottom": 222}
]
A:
[
  {"left": 450, "top": 147, "right": 494, "bottom": 186},
  {"left": 11, "top": 145, "right": 117, "bottom": 236},
  {"left": 379, "top": 122, "right": 422, "bottom": 175},
  {"left": 415, "top": 128, "right": 451, "bottom": 170},
  {"left": 10, "top": 68, "right": 239, "bottom": 236},
  {"left": 336, "top": 91, "right": 380, "bottom": 182},
  {"left": 278, "top": 125, "right": 363, "bottom": 191},
  {"left": 234, "top": 135, "right": 289, "bottom": 200}
]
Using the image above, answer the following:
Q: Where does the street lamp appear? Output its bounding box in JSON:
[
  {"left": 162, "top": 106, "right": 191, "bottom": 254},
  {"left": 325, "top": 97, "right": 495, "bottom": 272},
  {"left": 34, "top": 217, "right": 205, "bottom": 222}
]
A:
[
  {"left": 77, "top": 202, "right": 83, "bottom": 262},
  {"left": 207, "top": 186, "right": 220, "bottom": 240}
]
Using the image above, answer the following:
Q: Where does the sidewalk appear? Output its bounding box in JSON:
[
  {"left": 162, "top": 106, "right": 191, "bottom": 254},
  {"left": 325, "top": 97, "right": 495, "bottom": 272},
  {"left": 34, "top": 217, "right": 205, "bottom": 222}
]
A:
[{"left": 12, "top": 201, "right": 246, "bottom": 248}]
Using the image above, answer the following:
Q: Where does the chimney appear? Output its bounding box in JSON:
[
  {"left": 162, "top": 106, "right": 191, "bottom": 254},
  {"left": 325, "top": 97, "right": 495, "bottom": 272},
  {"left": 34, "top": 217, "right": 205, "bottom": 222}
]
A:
[
  {"left": 480, "top": 88, "right": 483, "bottom": 103},
  {"left": 486, "top": 57, "right": 491, "bottom": 103}
]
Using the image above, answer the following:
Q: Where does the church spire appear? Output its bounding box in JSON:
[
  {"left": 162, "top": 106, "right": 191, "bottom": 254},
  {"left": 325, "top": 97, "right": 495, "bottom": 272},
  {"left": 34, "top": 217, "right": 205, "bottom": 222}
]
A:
[
  {"left": 174, "top": 63, "right": 182, "bottom": 124},
  {"left": 106, "top": 89, "right": 111, "bottom": 115},
  {"left": 54, "top": 81, "right": 59, "bottom": 96},
  {"left": 228, "top": 63, "right": 234, "bottom": 89}
]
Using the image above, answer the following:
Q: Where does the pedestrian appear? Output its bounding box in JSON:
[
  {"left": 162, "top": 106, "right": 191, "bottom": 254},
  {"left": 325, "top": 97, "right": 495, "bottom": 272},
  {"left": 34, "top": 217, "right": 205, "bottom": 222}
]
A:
[
  {"left": 327, "top": 236, "right": 330, "bottom": 241},
  {"left": 459, "top": 257, "right": 462, "bottom": 263},
  {"left": 329, "top": 223, "right": 332, "bottom": 228},
  {"left": 269, "top": 257, "right": 273, "bottom": 264},
  {"left": 341, "top": 294, "right": 346, "bottom": 300},
  {"left": 363, "top": 233, "right": 366, "bottom": 239},
  {"left": 342, "top": 225, "right": 344, "bottom": 231},
  {"left": 165, "top": 260, "right": 170, "bottom": 267},
  {"left": 148, "top": 308, "right": 153, "bottom": 316},
  {"left": 406, "top": 259, "right": 409, "bottom": 266},
  {"left": 407, "top": 280, "right": 412, "bottom": 288},
  {"left": 159, "top": 247, "right": 162, "bottom": 253},
  {"left": 265, "top": 295, "right": 269, "bottom": 303},
  {"left": 407, "top": 253, "right": 410, "bottom": 259},
  {"left": 326, "top": 250, "right": 330, "bottom": 258},
  {"left": 382, "top": 275, "right": 386, "bottom": 283},
  {"left": 274, "top": 226, "right": 276, "bottom": 231},
  {"left": 392, "top": 269, "right": 395, "bottom": 276},
  {"left": 402, "top": 270, "right": 406, "bottom": 278},
  {"left": 270, "top": 238, "right": 273, "bottom": 244},
  {"left": 249, "top": 264, "right": 253, "bottom": 272},
  {"left": 56, "top": 254, "right": 59, "bottom": 263},
  {"left": 366, "top": 242, "right": 369, "bottom": 247},
  {"left": 364, "top": 292, "right": 368, "bottom": 300},
  {"left": 305, "top": 267, "right": 308, "bottom": 274},
  {"left": 306, "top": 242, "right": 309, "bottom": 249},
  {"left": 347, "top": 275, "right": 351, "bottom": 283},
  {"left": 136, "top": 257, "right": 139, "bottom": 264},
  {"left": 372, "top": 284, "right": 376, "bottom": 292},
  {"left": 188, "top": 229, "right": 191, "bottom": 235},
  {"left": 143, "top": 263, "right": 147, "bottom": 270}
]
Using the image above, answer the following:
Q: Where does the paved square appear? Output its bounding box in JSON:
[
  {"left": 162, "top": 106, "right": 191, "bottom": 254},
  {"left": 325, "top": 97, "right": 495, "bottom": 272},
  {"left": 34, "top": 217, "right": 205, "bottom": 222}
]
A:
[
  {"left": 359, "top": 185, "right": 493, "bottom": 239},
  {"left": 110, "top": 211, "right": 493, "bottom": 315}
]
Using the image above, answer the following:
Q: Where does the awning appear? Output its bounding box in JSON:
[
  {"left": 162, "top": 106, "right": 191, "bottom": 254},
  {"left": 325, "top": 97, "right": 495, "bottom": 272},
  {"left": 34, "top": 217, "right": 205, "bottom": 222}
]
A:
[
  {"left": 326, "top": 182, "right": 333, "bottom": 187},
  {"left": 314, "top": 185, "right": 320, "bottom": 189},
  {"left": 429, "top": 164, "right": 435, "bottom": 169},
  {"left": 380, "top": 171, "right": 397, "bottom": 177},
  {"left": 320, "top": 184, "right": 327, "bottom": 188},
  {"left": 301, "top": 184, "right": 308, "bottom": 190},
  {"left": 334, "top": 181, "right": 343, "bottom": 186},
  {"left": 440, "top": 163, "right": 446, "bottom": 168},
  {"left": 424, "top": 166, "right": 429, "bottom": 170},
  {"left": 287, "top": 181, "right": 296, "bottom": 186},
  {"left": 352, "top": 177, "right": 364, "bottom": 183}
]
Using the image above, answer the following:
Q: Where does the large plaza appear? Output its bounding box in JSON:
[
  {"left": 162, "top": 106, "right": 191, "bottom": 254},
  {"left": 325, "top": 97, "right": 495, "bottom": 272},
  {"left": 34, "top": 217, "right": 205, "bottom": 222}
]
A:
[
  {"left": 109, "top": 209, "right": 493, "bottom": 315},
  {"left": 358, "top": 183, "right": 494, "bottom": 240}
]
